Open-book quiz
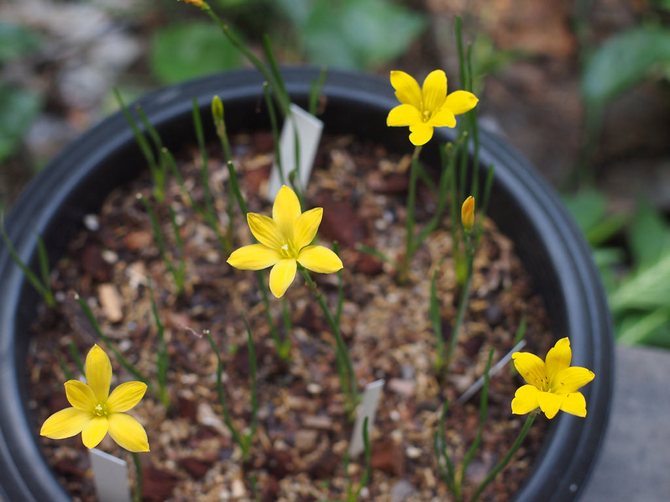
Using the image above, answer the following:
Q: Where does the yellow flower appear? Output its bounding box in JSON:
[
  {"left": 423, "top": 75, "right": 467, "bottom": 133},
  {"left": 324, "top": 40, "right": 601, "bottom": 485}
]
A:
[
  {"left": 461, "top": 195, "right": 475, "bottom": 231},
  {"left": 511, "top": 337, "right": 595, "bottom": 419},
  {"left": 40, "top": 345, "right": 150, "bottom": 452},
  {"left": 227, "top": 185, "right": 343, "bottom": 298},
  {"left": 386, "top": 70, "right": 479, "bottom": 146}
]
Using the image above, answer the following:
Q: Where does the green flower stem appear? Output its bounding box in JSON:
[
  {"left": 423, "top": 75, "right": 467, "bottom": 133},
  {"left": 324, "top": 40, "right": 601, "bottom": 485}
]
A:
[
  {"left": 0, "top": 226, "right": 55, "bottom": 308},
  {"left": 398, "top": 145, "right": 423, "bottom": 283},
  {"left": 76, "top": 294, "right": 151, "bottom": 389},
  {"left": 300, "top": 268, "right": 358, "bottom": 417},
  {"left": 445, "top": 233, "right": 475, "bottom": 372},
  {"left": 347, "top": 416, "right": 372, "bottom": 502},
  {"left": 455, "top": 349, "right": 493, "bottom": 499},
  {"left": 202, "top": 5, "right": 291, "bottom": 117},
  {"left": 470, "top": 413, "right": 537, "bottom": 502},
  {"left": 430, "top": 271, "right": 446, "bottom": 371},
  {"left": 149, "top": 287, "right": 170, "bottom": 409},
  {"left": 204, "top": 330, "right": 246, "bottom": 457},
  {"left": 210, "top": 104, "right": 289, "bottom": 362},
  {"left": 434, "top": 400, "right": 456, "bottom": 493},
  {"left": 131, "top": 452, "right": 143, "bottom": 502}
]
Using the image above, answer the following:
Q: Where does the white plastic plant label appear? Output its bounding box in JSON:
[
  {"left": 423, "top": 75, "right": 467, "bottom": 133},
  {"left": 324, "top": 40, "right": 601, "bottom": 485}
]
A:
[
  {"left": 89, "top": 448, "right": 132, "bottom": 502},
  {"left": 266, "top": 104, "right": 323, "bottom": 200},
  {"left": 349, "top": 379, "right": 385, "bottom": 457}
]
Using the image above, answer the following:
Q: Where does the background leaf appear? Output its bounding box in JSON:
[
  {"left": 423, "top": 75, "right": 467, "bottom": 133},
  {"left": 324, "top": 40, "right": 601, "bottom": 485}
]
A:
[
  {"left": 0, "top": 23, "right": 41, "bottom": 64},
  {"left": 298, "top": 0, "right": 426, "bottom": 70},
  {"left": 0, "top": 85, "right": 42, "bottom": 162},
  {"left": 150, "top": 23, "right": 241, "bottom": 84},
  {"left": 628, "top": 199, "right": 670, "bottom": 269},
  {"left": 582, "top": 25, "right": 670, "bottom": 109}
]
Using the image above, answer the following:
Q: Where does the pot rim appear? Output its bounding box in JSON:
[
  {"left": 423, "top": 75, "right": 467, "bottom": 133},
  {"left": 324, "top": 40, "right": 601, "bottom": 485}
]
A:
[{"left": 0, "top": 67, "right": 613, "bottom": 501}]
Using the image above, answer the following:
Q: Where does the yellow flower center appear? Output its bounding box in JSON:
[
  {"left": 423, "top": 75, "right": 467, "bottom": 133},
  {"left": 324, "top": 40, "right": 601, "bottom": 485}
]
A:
[
  {"left": 279, "top": 241, "right": 298, "bottom": 259},
  {"left": 94, "top": 403, "right": 109, "bottom": 417},
  {"left": 422, "top": 109, "right": 432, "bottom": 122}
]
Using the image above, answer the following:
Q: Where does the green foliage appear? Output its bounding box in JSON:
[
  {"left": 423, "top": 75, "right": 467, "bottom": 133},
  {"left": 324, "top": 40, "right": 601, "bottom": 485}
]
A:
[
  {"left": 275, "top": 0, "right": 426, "bottom": 70},
  {"left": 0, "top": 23, "right": 43, "bottom": 163},
  {"left": 565, "top": 190, "right": 670, "bottom": 348},
  {"left": 0, "top": 22, "right": 41, "bottom": 64},
  {"left": 150, "top": 22, "right": 241, "bottom": 84},
  {"left": 582, "top": 25, "right": 670, "bottom": 111}
]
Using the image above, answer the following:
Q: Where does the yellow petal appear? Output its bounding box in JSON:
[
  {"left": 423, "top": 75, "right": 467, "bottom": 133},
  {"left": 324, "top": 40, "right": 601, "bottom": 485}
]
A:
[
  {"left": 552, "top": 366, "right": 595, "bottom": 395},
  {"left": 247, "top": 213, "right": 283, "bottom": 249},
  {"left": 107, "top": 381, "right": 147, "bottom": 413},
  {"left": 387, "top": 104, "right": 421, "bottom": 127},
  {"left": 298, "top": 245, "right": 343, "bottom": 274},
  {"left": 40, "top": 407, "right": 91, "bottom": 439},
  {"left": 293, "top": 207, "right": 323, "bottom": 250},
  {"left": 390, "top": 70, "right": 422, "bottom": 108},
  {"left": 108, "top": 413, "right": 150, "bottom": 452},
  {"left": 545, "top": 337, "right": 572, "bottom": 379},
  {"left": 272, "top": 185, "right": 301, "bottom": 236},
  {"left": 85, "top": 344, "right": 112, "bottom": 403},
  {"left": 512, "top": 352, "right": 547, "bottom": 389},
  {"left": 408, "top": 123, "right": 434, "bottom": 146},
  {"left": 511, "top": 384, "right": 539, "bottom": 415},
  {"left": 269, "top": 259, "right": 297, "bottom": 298},
  {"left": 64, "top": 380, "right": 97, "bottom": 412},
  {"left": 227, "top": 244, "right": 281, "bottom": 270},
  {"left": 560, "top": 392, "right": 588, "bottom": 418},
  {"left": 444, "top": 90, "right": 479, "bottom": 115},
  {"left": 537, "top": 391, "right": 563, "bottom": 419},
  {"left": 421, "top": 70, "right": 447, "bottom": 113},
  {"left": 427, "top": 107, "right": 456, "bottom": 128},
  {"left": 81, "top": 416, "right": 109, "bottom": 448}
]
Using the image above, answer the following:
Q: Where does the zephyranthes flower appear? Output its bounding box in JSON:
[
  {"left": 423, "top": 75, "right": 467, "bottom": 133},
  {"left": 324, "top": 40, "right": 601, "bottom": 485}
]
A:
[
  {"left": 227, "top": 185, "right": 343, "bottom": 298},
  {"left": 386, "top": 70, "right": 479, "bottom": 146},
  {"left": 40, "top": 345, "right": 150, "bottom": 452},
  {"left": 511, "top": 337, "right": 595, "bottom": 419}
]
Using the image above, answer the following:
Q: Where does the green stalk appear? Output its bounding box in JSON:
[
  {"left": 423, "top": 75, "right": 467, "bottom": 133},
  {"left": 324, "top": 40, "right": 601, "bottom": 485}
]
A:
[
  {"left": 67, "top": 340, "right": 85, "bottom": 376},
  {"left": 470, "top": 414, "right": 537, "bottom": 502},
  {"left": 300, "top": 268, "right": 358, "bottom": 416},
  {"left": 398, "top": 145, "right": 423, "bottom": 283},
  {"left": 201, "top": 5, "right": 291, "bottom": 116},
  {"left": 131, "top": 452, "right": 143, "bottom": 502},
  {"left": 434, "top": 400, "right": 456, "bottom": 493},
  {"left": 76, "top": 294, "right": 150, "bottom": 387},
  {"left": 445, "top": 235, "right": 475, "bottom": 372},
  {"left": 149, "top": 287, "right": 170, "bottom": 408},
  {"left": 430, "top": 271, "right": 446, "bottom": 371},
  {"left": 204, "top": 330, "right": 245, "bottom": 453},
  {"left": 0, "top": 225, "right": 55, "bottom": 308},
  {"left": 242, "top": 321, "right": 259, "bottom": 457},
  {"left": 309, "top": 67, "right": 328, "bottom": 116},
  {"left": 262, "top": 82, "right": 285, "bottom": 185},
  {"left": 456, "top": 349, "right": 494, "bottom": 497}
]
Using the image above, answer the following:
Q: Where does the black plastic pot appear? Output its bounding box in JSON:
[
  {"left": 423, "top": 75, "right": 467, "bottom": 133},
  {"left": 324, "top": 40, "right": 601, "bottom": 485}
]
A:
[{"left": 0, "top": 68, "right": 613, "bottom": 501}]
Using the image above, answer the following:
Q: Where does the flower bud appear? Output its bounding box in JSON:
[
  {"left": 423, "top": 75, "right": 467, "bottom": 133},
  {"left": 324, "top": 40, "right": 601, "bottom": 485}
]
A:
[
  {"left": 211, "top": 95, "right": 224, "bottom": 125},
  {"left": 461, "top": 195, "right": 475, "bottom": 232}
]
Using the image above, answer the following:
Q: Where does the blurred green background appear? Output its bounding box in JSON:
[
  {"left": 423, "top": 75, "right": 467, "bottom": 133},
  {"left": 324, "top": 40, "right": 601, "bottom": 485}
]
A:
[{"left": 1, "top": 0, "right": 669, "bottom": 348}]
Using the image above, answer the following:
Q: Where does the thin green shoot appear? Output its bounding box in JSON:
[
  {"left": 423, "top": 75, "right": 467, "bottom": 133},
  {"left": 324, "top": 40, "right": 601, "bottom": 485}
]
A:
[
  {"left": 67, "top": 340, "right": 85, "bottom": 376},
  {"left": 309, "top": 67, "right": 328, "bottom": 116},
  {"left": 434, "top": 400, "right": 456, "bottom": 493},
  {"left": 149, "top": 286, "right": 170, "bottom": 408},
  {"left": 56, "top": 354, "right": 74, "bottom": 381},
  {"left": 75, "top": 293, "right": 150, "bottom": 387},
  {"left": 456, "top": 348, "right": 494, "bottom": 498},
  {"left": 140, "top": 195, "right": 186, "bottom": 296},
  {"left": 135, "top": 106, "right": 168, "bottom": 201},
  {"left": 300, "top": 267, "right": 358, "bottom": 418},
  {"left": 347, "top": 416, "right": 372, "bottom": 502},
  {"left": 262, "top": 82, "right": 285, "bottom": 185},
  {"left": 430, "top": 271, "right": 446, "bottom": 371},
  {"left": 355, "top": 243, "right": 390, "bottom": 263},
  {"left": 0, "top": 224, "right": 55, "bottom": 308}
]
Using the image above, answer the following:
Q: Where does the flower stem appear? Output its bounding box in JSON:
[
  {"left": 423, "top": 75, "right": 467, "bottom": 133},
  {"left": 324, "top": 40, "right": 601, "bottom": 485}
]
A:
[
  {"left": 300, "top": 268, "right": 358, "bottom": 417},
  {"left": 131, "top": 452, "right": 143, "bottom": 502},
  {"left": 470, "top": 413, "right": 536, "bottom": 502},
  {"left": 398, "top": 145, "right": 422, "bottom": 283}
]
